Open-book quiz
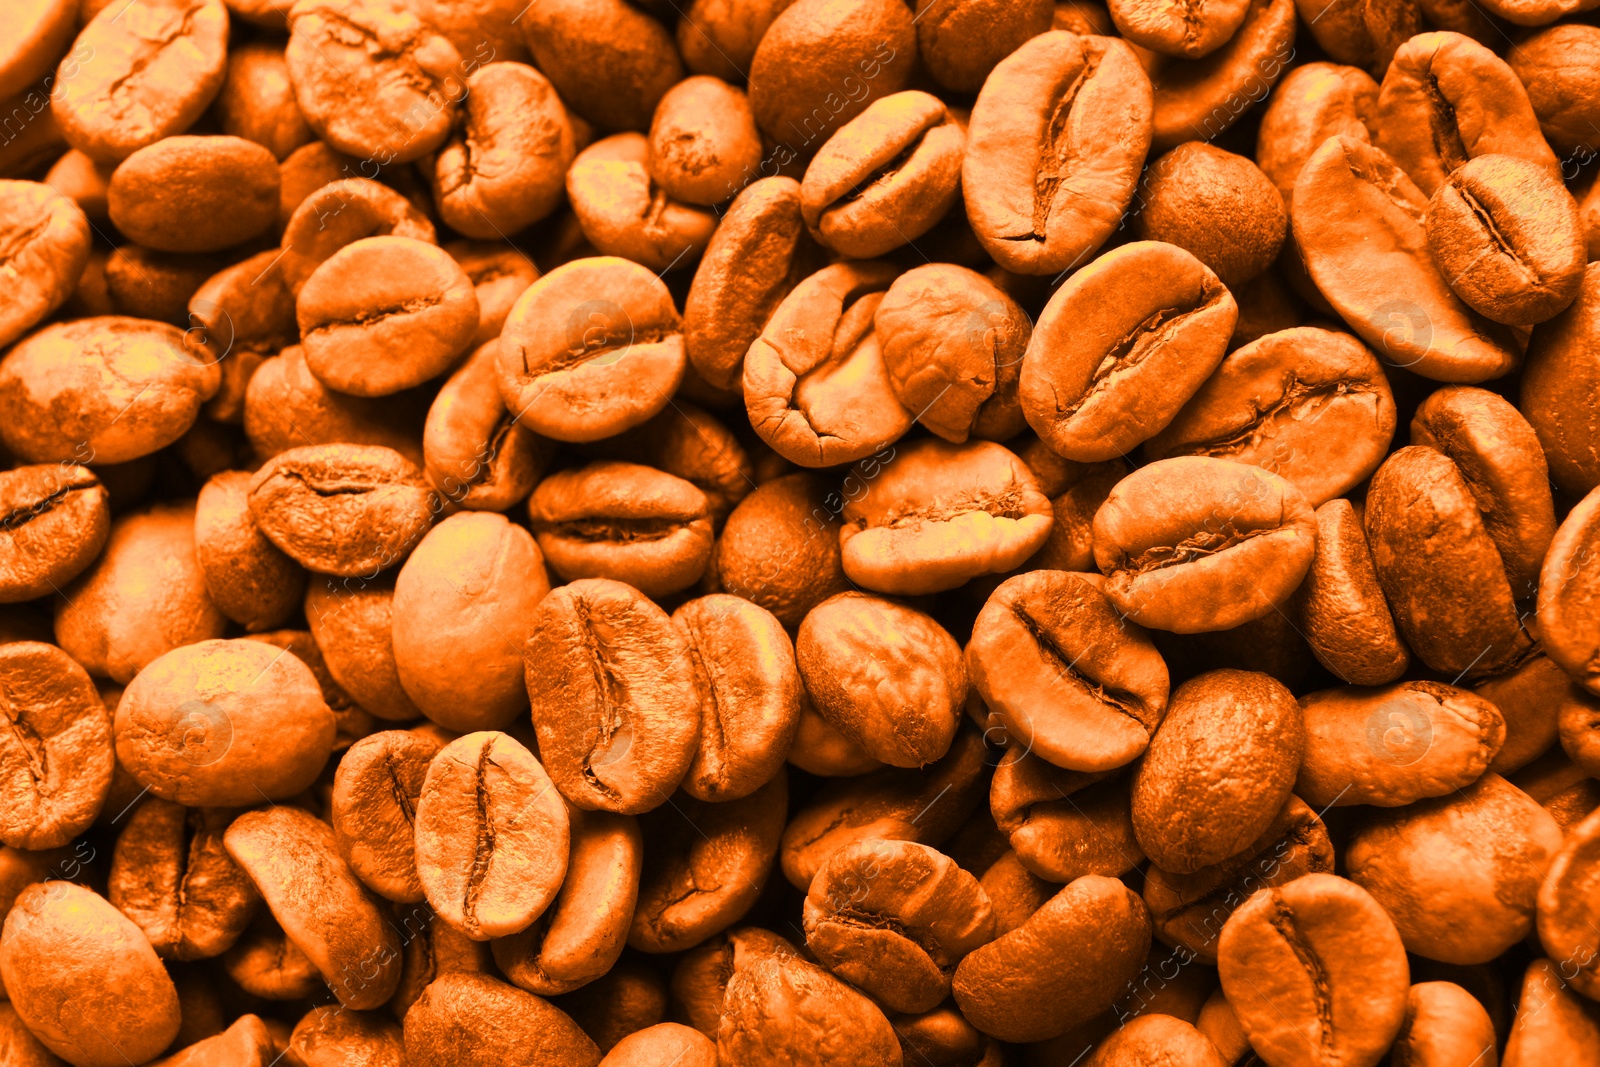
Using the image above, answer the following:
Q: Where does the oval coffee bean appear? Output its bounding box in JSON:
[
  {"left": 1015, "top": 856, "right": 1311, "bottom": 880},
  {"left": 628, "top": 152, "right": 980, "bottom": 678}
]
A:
[
  {"left": 224, "top": 806, "right": 402, "bottom": 1009},
  {"left": 990, "top": 748, "right": 1145, "bottom": 881},
  {"left": 0, "top": 465, "right": 108, "bottom": 604},
  {"left": 195, "top": 470, "right": 306, "bottom": 632},
  {"left": 414, "top": 730, "right": 571, "bottom": 940},
  {"left": 108, "top": 799, "right": 259, "bottom": 959},
  {"left": 304, "top": 575, "right": 423, "bottom": 722},
  {"left": 1391, "top": 981, "right": 1499, "bottom": 1067},
  {"left": 1085, "top": 1014, "right": 1229, "bottom": 1066},
  {"left": 107, "top": 135, "right": 279, "bottom": 253},
  {"left": 1020, "top": 242, "right": 1236, "bottom": 463},
  {"left": 1523, "top": 264, "right": 1600, "bottom": 497},
  {"left": 0, "top": 641, "right": 111, "bottom": 850},
  {"left": 0, "top": 180, "right": 91, "bottom": 349},
  {"left": 423, "top": 340, "right": 550, "bottom": 512},
  {"left": 1216, "top": 874, "right": 1408, "bottom": 1067},
  {"left": 1092, "top": 457, "right": 1317, "bottom": 634},
  {"left": 329, "top": 730, "right": 443, "bottom": 903},
  {"left": 952, "top": 875, "right": 1152, "bottom": 1043},
  {"left": 1537, "top": 806, "right": 1600, "bottom": 1001},
  {"left": 1296, "top": 682, "right": 1505, "bottom": 807},
  {"left": 717, "top": 952, "right": 901, "bottom": 1067},
  {"left": 248, "top": 444, "right": 439, "bottom": 577},
  {"left": 962, "top": 32, "right": 1153, "bottom": 275},
  {"left": 969, "top": 569, "right": 1169, "bottom": 772},
  {"left": 525, "top": 579, "right": 700, "bottom": 814},
  {"left": 403, "top": 971, "right": 601, "bottom": 1067},
  {"left": 1132, "top": 669, "right": 1304, "bottom": 875},
  {"left": 565, "top": 134, "right": 718, "bottom": 271},
  {"left": 1292, "top": 499, "right": 1412, "bottom": 685},
  {"left": 1539, "top": 486, "right": 1600, "bottom": 697},
  {"left": 647, "top": 76, "right": 762, "bottom": 208}
]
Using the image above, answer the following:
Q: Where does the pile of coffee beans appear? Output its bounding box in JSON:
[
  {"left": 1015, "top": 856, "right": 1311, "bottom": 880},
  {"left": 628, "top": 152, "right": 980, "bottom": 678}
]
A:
[{"left": 1, "top": 0, "right": 1599, "bottom": 1061}]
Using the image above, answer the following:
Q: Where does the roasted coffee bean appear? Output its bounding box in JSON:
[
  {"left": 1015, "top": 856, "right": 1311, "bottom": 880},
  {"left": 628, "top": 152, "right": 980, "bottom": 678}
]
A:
[
  {"left": 448, "top": 241, "right": 541, "bottom": 347},
  {"left": 953, "top": 875, "right": 1152, "bottom": 1043},
  {"left": 1216, "top": 874, "right": 1409, "bottom": 1067},
  {"left": 115, "top": 638, "right": 334, "bottom": 806},
  {"left": 245, "top": 345, "right": 427, "bottom": 466},
  {"left": 414, "top": 730, "right": 570, "bottom": 940},
  {"left": 671, "top": 926, "right": 799, "bottom": 1037},
  {"left": 1092, "top": 457, "right": 1317, "bottom": 634},
  {"left": 0, "top": 464, "right": 109, "bottom": 603},
  {"left": 1539, "top": 486, "right": 1600, "bottom": 697},
  {"left": 186, "top": 250, "right": 297, "bottom": 423},
  {"left": 521, "top": 0, "right": 681, "bottom": 134},
  {"left": 392, "top": 511, "right": 548, "bottom": 731},
  {"left": 1111, "top": 0, "right": 1248, "bottom": 57},
  {"left": 631, "top": 771, "right": 786, "bottom": 952},
  {"left": 403, "top": 971, "right": 602, "bottom": 1067},
  {"left": 1390, "top": 981, "right": 1499, "bottom": 1067},
  {"left": 744, "top": 260, "right": 914, "bottom": 467},
  {"left": 278, "top": 177, "right": 437, "bottom": 294},
  {"left": 874, "top": 264, "right": 1029, "bottom": 445},
  {"left": 683, "top": 177, "right": 823, "bottom": 392},
  {"left": 1537, "top": 805, "right": 1600, "bottom": 1001},
  {"left": 565, "top": 133, "right": 718, "bottom": 271},
  {"left": 838, "top": 439, "right": 1052, "bottom": 595},
  {"left": 1483, "top": 650, "right": 1583, "bottom": 774},
  {"left": 600, "top": 1023, "right": 717, "bottom": 1067},
  {"left": 990, "top": 748, "right": 1144, "bottom": 881},
  {"left": 422, "top": 342, "right": 550, "bottom": 511},
  {"left": 1347, "top": 772, "right": 1562, "bottom": 964},
  {"left": 1020, "top": 241, "right": 1237, "bottom": 462},
  {"left": 108, "top": 136, "right": 279, "bottom": 253},
  {"left": 102, "top": 246, "right": 227, "bottom": 326},
  {"left": 718, "top": 952, "right": 902, "bottom": 1067},
  {"left": 962, "top": 31, "right": 1151, "bottom": 275},
  {"left": 1085, "top": 1014, "right": 1228, "bottom": 1066},
  {"left": 1374, "top": 32, "right": 1560, "bottom": 198},
  {"left": 530, "top": 461, "right": 714, "bottom": 598},
  {"left": 1146, "top": 327, "right": 1396, "bottom": 505},
  {"left": 285, "top": 1006, "right": 403, "bottom": 1067},
  {"left": 248, "top": 444, "right": 438, "bottom": 577},
  {"left": 1145, "top": 0, "right": 1296, "bottom": 150},
  {"left": 0, "top": 883, "right": 181, "bottom": 1067},
  {"left": 0, "top": 180, "right": 91, "bottom": 350},
  {"left": 715, "top": 472, "right": 852, "bottom": 629},
  {"left": 800, "top": 90, "right": 964, "bottom": 259},
  {"left": 499, "top": 257, "right": 685, "bottom": 443},
  {"left": 0, "top": 316, "right": 220, "bottom": 464},
  {"left": 1410, "top": 385, "right": 1557, "bottom": 594},
  {"left": 1426, "top": 153, "right": 1585, "bottom": 327},
  {"left": 804, "top": 838, "right": 995, "bottom": 1013},
  {"left": 969, "top": 569, "right": 1169, "bottom": 772},
  {"left": 296, "top": 236, "right": 478, "bottom": 398},
  {"left": 1508, "top": 24, "right": 1600, "bottom": 158},
  {"left": 329, "top": 730, "right": 441, "bottom": 903},
  {"left": 671, "top": 594, "right": 799, "bottom": 802},
  {"left": 1133, "top": 145, "right": 1287, "bottom": 290},
  {"left": 1502, "top": 958, "right": 1600, "bottom": 1067},
  {"left": 492, "top": 806, "right": 642, "bottom": 995},
  {"left": 53, "top": 0, "right": 230, "bottom": 163},
  {"left": 1292, "top": 0, "right": 1417, "bottom": 73},
  {"left": 1255, "top": 62, "right": 1380, "bottom": 208},
  {"left": 194, "top": 469, "right": 306, "bottom": 632},
  {"left": 526, "top": 578, "right": 699, "bottom": 814},
  {"left": 0, "top": 641, "right": 111, "bottom": 849},
  {"left": 1364, "top": 445, "right": 1532, "bottom": 676},
  {"left": 55, "top": 504, "right": 228, "bottom": 683},
  {"left": 797, "top": 592, "right": 966, "bottom": 768},
  {"left": 433, "top": 62, "right": 573, "bottom": 239},
  {"left": 222, "top": 915, "right": 325, "bottom": 1000},
  {"left": 152, "top": 1013, "right": 276, "bottom": 1067},
  {"left": 108, "top": 799, "right": 258, "bottom": 959},
  {"left": 1523, "top": 264, "right": 1600, "bottom": 497},
  {"left": 1143, "top": 795, "right": 1334, "bottom": 962},
  {"left": 589, "top": 402, "right": 753, "bottom": 528},
  {"left": 1296, "top": 681, "right": 1505, "bottom": 807},
  {"left": 304, "top": 574, "right": 422, "bottom": 722},
  {"left": 1132, "top": 669, "right": 1303, "bottom": 875},
  {"left": 285, "top": 0, "right": 463, "bottom": 165},
  {"left": 788, "top": 694, "right": 884, "bottom": 778},
  {"left": 224, "top": 805, "right": 402, "bottom": 1009},
  {"left": 647, "top": 76, "right": 761, "bottom": 207},
  {"left": 215, "top": 43, "right": 314, "bottom": 161}
]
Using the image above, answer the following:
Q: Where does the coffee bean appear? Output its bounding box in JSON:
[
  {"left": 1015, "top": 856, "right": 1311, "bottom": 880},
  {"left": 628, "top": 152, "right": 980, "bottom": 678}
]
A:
[
  {"left": 0, "top": 641, "right": 111, "bottom": 850},
  {"left": 329, "top": 730, "right": 441, "bottom": 903},
  {"left": 565, "top": 133, "right": 718, "bottom": 272},
  {"left": 1523, "top": 265, "right": 1600, "bottom": 496},
  {"left": 403, "top": 971, "right": 601, "bottom": 1067},
  {"left": 108, "top": 136, "right": 280, "bottom": 253},
  {"left": 1390, "top": 981, "right": 1499, "bottom": 1067},
  {"left": 990, "top": 747, "right": 1145, "bottom": 881},
  {"left": 0, "top": 464, "right": 109, "bottom": 604},
  {"left": 1539, "top": 486, "right": 1600, "bottom": 697},
  {"left": 278, "top": 177, "right": 437, "bottom": 294},
  {"left": 718, "top": 953, "right": 902, "bottom": 1067},
  {"left": 1502, "top": 959, "right": 1600, "bottom": 1067},
  {"left": 1537, "top": 805, "right": 1600, "bottom": 1001},
  {"left": 304, "top": 574, "right": 422, "bottom": 722},
  {"left": 413, "top": 730, "right": 570, "bottom": 940},
  {"left": 1146, "top": 0, "right": 1296, "bottom": 150},
  {"left": 1255, "top": 62, "right": 1380, "bottom": 209},
  {"left": 195, "top": 469, "right": 307, "bottom": 632},
  {"left": 0, "top": 180, "right": 91, "bottom": 349},
  {"left": 522, "top": 0, "right": 682, "bottom": 134}
]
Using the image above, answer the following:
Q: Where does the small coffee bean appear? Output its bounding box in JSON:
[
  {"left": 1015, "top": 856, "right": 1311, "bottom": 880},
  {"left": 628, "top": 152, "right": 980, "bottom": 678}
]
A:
[
  {"left": 648, "top": 75, "right": 762, "bottom": 207},
  {"left": 526, "top": 578, "right": 700, "bottom": 814},
  {"left": 717, "top": 953, "right": 902, "bottom": 1067},
  {"left": 215, "top": 43, "right": 315, "bottom": 161},
  {"left": 0, "top": 179, "right": 91, "bottom": 349},
  {"left": 715, "top": 473, "right": 852, "bottom": 629},
  {"left": 1539, "top": 486, "right": 1600, "bottom": 697},
  {"left": 1293, "top": 0, "right": 1416, "bottom": 72},
  {"left": 498, "top": 256, "right": 685, "bottom": 443},
  {"left": 1085, "top": 1014, "right": 1229, "bottom": 1066},
  {"left": 990, "top": 747, "right": 1145, "bottom": 881},
  {"left": 224, "top": 806, "right": 402, "bottom": 1009},
  {"left": 530, "top": 461, "right": 713, "bottom": 598},
  {"left": 952, "top": 875, "right": 1152, "bottom": 1043},
  {"left": 1508, "top": 24, "right": 1600, "bottom": 158},
  {"left": 804, "top": 838, "right": 996, "bottom": 1013},
  {"left": 1523, "top": 264, "right": 1600, "bottom": 497},
  {"left": 108, "top": 135, "right": 280, "bottom": 253},
  {"left": 0, "top": 464, "right": 109, "bottom": 604},
  {"left": 0, "top": 641, "right": 111, "bottom": 850},
  {"left": 186, "top": 250, "right": 298, "bottom": 423},
  {"left": 1133, "top": 144, "right": 1287, "bottom": 289},
  {"left": 278, "top": 177, "right": 437, "bottom": 294},
  {"left": 245, "top": 346, "right": 427, "bottom": 466},
  {"left": 600, "top": 1023, "right": 717, "bottom": 1067},
  {"left": 630, "top": 771, "right": 786, "bottom": 952},
  {"left": 108, "top": 799, "right": 259, "bottom": 959},
  {"left": 0, "top": 883, "right": 181, "bottom": 1067},
  {"left": 1292, "top": 500, "right": 1409, "bottom": 686},
  {"left": 1146, "top": 327, "right": 1396, "bottom": 505},
  {"left": 1020, "top": 241, "right": 1237, "bottom": 462},
  {"left": 304, "top": 574, "right": 423, "bottom": 722},
  {"left": 1255, "top": 61, "right": 1380, "bottom": 208},
  {"left": 248, "top": 444, "right": 439, "bottom": 577},
  {"left": 521, "top": 0, "right": 682, "bottom": 134},
  {"left": 285, "top": 1007, "right": 402, "bottom": 1067},
  {"left": 1501, "top": 959, "right": 1600, "bottom": 1067},
  {"left": 1481, "top": 651, "right": 1581, "bottom": 774},
  {"left": 1537, "top": 805, "right": 1600, "bottom": 1001},
  {"left": 1145, "top": 0, "right": 1296, "bottom": 150},
  {"left": 1092, "top": 457, "right": 1317, "bottom": 634},
  {"left": 151, "top": 1013, "right": 276, "bottom": 1067},
  {"left": 413, "top": 730, "right": 571, "bottom": 940},
  {"left": 447, "top": 241, "right": 542, "bottom": 347},
  {"left": 329, "top": 729, "right": 442, "bottom": 903},
  {"left": 1216, "top": 874, "right": 1409, "bottom": 1067},
  {"left": 565, "top": 133, "right": 718, "bottom": 271},
  {"left": 1112, "top": 0, "right": 1249, "bottom": 57},
  {"left": 492, "top": 806, "right": 642, "bottom": 995},
  {"left": 402, "top": 971, "right": 601, "bottom": 1067},
  {"left": 222, "top": 916, "right": 324, "bottom": 1000},
  {"left": 195, "top": 469, "right": 307, "bottom": 632},
  {"left": 589, "top": 402, "right": 753, "bottom": 528},
  {"left": 962, "top": 31, "right": 1153, "bottom": 275},
  {"left": 1347, "top": 773, "right": 1562, "bottom": 964},
  {"left": 915, "top": 0, "right": 1053, "bottom": 92},
  {"left": 1390, "top": 981, "right": 1498, "bottom": 1067},
  {"left": 1296, "top": 681, "right": 1505, "bottom": 807},
  {"left": 115, "top": 638, "right": 334, "bottom": 806},
  {"left": 1132, "top": 669, "right": 1304, "bottom": 875}
]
